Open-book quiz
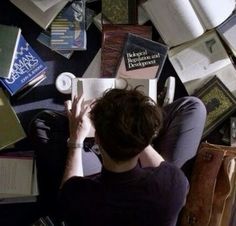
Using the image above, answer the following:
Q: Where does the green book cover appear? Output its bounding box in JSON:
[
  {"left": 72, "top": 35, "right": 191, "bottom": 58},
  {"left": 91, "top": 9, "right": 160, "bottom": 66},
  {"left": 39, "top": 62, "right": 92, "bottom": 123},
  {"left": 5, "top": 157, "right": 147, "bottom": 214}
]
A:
[
  {"left": 0, "top": 24, "right": 21, "bottom": 78},
  {"left": 194, "top": 76, "right": 236, "bottom": 137},
  {"left": 0, "top": 88, "right": 26, "bottom": 150},
  {"left": 102, "top": 0, "right": 137, "bottom": 24}
]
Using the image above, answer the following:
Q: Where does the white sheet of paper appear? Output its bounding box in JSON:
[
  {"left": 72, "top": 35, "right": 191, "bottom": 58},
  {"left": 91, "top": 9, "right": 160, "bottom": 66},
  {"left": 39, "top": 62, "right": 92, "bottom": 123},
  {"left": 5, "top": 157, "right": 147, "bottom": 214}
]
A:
[
  {"left": 31, "top": 0, "right": 63, "bottom": 12},
  {"left": 0, "top": 157, "right": 33, "bottom": 195}
]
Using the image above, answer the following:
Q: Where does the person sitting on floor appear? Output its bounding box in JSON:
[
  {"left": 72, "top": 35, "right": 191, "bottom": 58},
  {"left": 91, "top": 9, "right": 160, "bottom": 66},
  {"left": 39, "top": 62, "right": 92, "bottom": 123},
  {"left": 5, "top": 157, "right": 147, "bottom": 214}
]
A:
[{"left": 58, "top": 86, "right": 206, "bottom": 226}]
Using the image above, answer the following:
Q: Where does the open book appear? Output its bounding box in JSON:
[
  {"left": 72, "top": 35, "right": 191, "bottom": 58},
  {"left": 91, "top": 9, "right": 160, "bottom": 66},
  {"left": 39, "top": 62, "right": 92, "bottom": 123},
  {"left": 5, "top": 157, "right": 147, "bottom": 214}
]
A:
[
  {"left": 168, "top": 30, "right": 236, "bottom": 97},
  {"left": 142, "top": 0, "right": 235, "bottom": 47},
  {"left": 71, "top": 78, "right": 157, "bottom": 137},
  {"left": 168, "top": 30, "right": 232, "bottom": 83},
  {"left": 0, "top": 151, "right": 38, "bottom": 204}
]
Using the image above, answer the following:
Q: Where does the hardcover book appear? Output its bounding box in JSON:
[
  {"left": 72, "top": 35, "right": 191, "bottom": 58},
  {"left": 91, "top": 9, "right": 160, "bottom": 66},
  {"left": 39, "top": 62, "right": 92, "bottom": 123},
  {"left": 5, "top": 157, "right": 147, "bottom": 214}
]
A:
[
  {"left": 51, "top": 0, "right": 87, "bottom": 50},
  {"left": 116, "top": 33, "right": 168, "bottom": 79},
  {"left": 101, "top": 24, "right": 152, "bottom": 77},
  {"left": 0, "top": 24, "right": 21, "bottom": 79},
  {"left": 194, "top": 76, "right": 236, "bottom": 137},
  {"left": 0, "top": 35, "right": 47, "bottom": 96},
  {"left": 142, "top": 0, "right": 235, "bottom": 47},
  {"left": 102, "top": 0, "right": 137, "bottom": 24},
  {"left": 0, "top": 88, "right": 26, "bottom": 150}
]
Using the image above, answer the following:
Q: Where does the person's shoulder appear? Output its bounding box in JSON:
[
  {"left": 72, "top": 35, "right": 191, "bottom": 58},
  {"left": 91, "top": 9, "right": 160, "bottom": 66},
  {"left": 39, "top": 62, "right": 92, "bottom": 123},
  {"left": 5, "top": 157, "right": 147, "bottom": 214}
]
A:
[
  {"left": 151, "top": 161, "right": 189, "bottom": 191},
  {"left": 61, "top": 176, "right": 100, "bottom": 193}
]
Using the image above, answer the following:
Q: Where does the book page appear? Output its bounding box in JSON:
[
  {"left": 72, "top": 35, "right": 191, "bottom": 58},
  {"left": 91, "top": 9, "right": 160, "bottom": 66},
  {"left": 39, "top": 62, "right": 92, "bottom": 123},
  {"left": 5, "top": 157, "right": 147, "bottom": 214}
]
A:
[
  {"left": 189, "top": 0, "right": 235, "bottom": 29},
  {"left": 72, "top": 78, "right": 115, "bottom": 101},
  {"left": 31, "top": 0, "right": 64, "bottom": 12},
  {"left": 168, "top": 31, "right": 231, "bottom": 83},
  {"left": 142, "top": 0, "right": 204, "bottom": 47},
  {"left": 0, "top": 157, "right": 33, "bottom": 195},
  {"left": 115, "top": 78, "right": 157, "bottom": 102},
  {"left": 185, "top": 63, "right": 236, "bottom": 97},
  {"left": 71, "top": 78, "right": 115, "bottom": 137},
  {"left": 82, "top": 49, "right": 101, "bottom": 78}
]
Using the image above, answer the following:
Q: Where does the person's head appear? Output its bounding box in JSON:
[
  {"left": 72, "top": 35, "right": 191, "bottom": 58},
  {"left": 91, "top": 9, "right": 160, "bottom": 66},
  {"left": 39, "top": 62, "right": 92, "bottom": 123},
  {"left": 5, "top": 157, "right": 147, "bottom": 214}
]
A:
[{"left": 90, "top": 86, "right": 163, "bottom": 162}]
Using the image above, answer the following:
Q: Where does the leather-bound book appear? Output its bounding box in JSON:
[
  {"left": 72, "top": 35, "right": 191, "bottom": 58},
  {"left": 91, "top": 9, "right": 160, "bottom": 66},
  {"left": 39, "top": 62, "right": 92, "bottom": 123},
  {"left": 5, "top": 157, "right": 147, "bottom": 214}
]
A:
[
  {"left": 101, "top": 24, "right": 152, "bottom": 78},
  {"left": 102, "top": 0, "right": 137, "bottom": 24},
  {"left": 194, "top": 76, "right": 236, "bottom": 138}
]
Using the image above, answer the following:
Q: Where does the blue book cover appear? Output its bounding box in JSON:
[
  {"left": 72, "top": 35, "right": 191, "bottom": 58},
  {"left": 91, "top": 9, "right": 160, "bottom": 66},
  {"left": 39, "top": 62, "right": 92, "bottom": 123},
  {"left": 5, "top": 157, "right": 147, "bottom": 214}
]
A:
[
  {"left": 51, "top": 0, "right": 87, "bottom": 50},
  {"left": 0, "top": 35, "right": 47, "bottom": 96}
]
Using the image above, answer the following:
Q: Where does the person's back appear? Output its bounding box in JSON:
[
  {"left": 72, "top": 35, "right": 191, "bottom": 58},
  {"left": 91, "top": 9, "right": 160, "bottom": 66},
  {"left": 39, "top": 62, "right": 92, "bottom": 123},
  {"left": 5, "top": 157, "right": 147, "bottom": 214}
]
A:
[
  {"left": 58, "top": 87, "right": 193, "bottom": 226},
  {"left": 60, "top": 161, "right": 188, "bottom": 226}
]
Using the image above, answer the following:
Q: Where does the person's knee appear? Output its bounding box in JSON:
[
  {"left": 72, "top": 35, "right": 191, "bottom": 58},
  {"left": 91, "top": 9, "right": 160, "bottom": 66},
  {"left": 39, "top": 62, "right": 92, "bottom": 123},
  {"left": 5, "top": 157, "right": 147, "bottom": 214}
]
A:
[{"left": 182, "top": 96, "right": 207, "bottom": 120}]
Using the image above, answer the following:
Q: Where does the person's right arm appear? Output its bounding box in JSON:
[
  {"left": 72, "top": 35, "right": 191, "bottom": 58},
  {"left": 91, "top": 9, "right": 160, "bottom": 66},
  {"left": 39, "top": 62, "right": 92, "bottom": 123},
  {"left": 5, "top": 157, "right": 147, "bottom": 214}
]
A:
[{"left": 139, "top": 145, "right": 164, "bottom": 168}]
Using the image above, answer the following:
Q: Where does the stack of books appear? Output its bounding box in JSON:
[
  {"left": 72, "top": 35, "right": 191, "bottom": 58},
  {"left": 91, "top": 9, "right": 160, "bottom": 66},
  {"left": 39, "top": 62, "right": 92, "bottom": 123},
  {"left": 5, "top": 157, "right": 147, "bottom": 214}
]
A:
[
  {"left": 0, "top": 24, "right": 41, "bottom": 204},
  {"left": 0, "top": 88, "right": 38, "bottom": 204},
  {"left": 82, "top": 0, "right": 169, "bottom": 80},
  {"left": 50, "top": 0, "right": 87, "bottom": 51},
  {"left": 36, "top": 0, "right": 89, "bottom": 59}
]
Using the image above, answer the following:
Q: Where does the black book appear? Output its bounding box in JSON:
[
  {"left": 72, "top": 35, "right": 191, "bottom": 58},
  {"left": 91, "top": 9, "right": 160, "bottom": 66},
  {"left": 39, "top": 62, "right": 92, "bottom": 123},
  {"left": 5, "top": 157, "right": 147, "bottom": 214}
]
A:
[{"left": 116, "top": 33, "right": 168, "bottom": 79}]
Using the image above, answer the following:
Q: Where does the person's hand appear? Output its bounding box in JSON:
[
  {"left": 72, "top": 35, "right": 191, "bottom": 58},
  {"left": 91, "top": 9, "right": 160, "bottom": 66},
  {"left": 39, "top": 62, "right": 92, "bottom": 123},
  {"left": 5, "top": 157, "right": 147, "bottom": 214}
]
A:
[{"left": 65, "top": 95, "right": 91, "bottom": 144}]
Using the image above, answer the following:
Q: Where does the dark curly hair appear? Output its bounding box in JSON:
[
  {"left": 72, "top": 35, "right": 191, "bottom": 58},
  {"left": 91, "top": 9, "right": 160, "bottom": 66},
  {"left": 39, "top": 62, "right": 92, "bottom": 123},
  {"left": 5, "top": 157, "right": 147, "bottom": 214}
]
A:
[{"left": 90, "top": 86, "right": 163, "bottom": 161}]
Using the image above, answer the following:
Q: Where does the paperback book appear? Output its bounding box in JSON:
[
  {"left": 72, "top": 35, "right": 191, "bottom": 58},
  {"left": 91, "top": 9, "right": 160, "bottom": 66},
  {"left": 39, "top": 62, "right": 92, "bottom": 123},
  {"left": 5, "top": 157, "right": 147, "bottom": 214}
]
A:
[
  {"left": 116, "top": 33, "right": 168, "bottom": 79},
  {"left": 51, "top": 0, "right": 87, "bottom": 50},
  {"left": 0, "top": 24, "right": 21, "bottom": 79},
  {"left": 0, "top": 34, "right": 47, "bottom": 96}
]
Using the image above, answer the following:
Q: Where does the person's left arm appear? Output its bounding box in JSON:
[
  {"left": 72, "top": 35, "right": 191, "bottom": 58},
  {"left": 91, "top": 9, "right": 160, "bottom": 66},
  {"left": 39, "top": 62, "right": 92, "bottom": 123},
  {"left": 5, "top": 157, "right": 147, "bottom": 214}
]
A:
[{"left": 60, "top": 95, "right": 91, "bottom": 187}]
